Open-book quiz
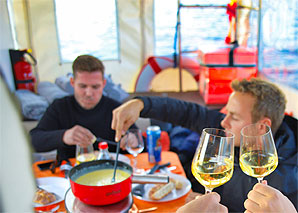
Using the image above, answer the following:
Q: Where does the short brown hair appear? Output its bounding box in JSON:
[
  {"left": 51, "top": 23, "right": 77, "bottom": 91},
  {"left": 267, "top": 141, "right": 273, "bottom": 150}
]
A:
[
  {"left": 231, "top": 78, "right": 286, "bottom": 134},
  {"left": 72, "top": 55, "right": 104, "bottom": 77}
]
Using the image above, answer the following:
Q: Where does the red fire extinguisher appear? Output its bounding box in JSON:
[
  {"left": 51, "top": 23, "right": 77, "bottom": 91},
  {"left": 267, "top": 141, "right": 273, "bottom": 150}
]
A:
[{"left": 11, "top": 49, "right": 37, "bottom": 92}]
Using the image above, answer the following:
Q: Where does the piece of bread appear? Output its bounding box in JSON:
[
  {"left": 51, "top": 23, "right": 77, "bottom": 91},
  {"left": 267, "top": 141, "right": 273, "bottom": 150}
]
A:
[
  {"left": 33, "top": 188, "right": 56, "bottom": 205},
  {"left": 149, "top": 182, "right": 175, "bottom": 200},
  {"left": 170, "top": 178, "right": 183, "bottom": 190}
]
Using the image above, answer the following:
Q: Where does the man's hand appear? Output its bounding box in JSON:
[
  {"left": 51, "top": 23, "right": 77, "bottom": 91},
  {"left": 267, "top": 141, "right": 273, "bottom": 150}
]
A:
[
  {"left": 176, "top": 192, "right": 228, "bottom": 213},
  {"left": 111, "top": 99, "right": 144, "bottom": 142},
  {"left": 63, "top": 125, "right": 95, "bottom": 147},
  {"left": 244, "top": 182, "right": 296, "bottom": 213}
]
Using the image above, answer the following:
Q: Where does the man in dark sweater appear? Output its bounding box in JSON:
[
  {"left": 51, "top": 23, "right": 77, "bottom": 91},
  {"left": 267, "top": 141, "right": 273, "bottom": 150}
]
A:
[
  {"left": 30, "top": 55, "right": 131, "bottom": 160},
  {"left": 111, "top": 78, "right": 297, "bottom": 212}
]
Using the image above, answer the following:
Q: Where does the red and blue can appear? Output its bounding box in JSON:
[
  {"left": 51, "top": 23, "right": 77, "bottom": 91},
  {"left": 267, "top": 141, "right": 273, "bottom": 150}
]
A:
[{"left": 146, "top": 126, "right": 162, "bottom": 163}]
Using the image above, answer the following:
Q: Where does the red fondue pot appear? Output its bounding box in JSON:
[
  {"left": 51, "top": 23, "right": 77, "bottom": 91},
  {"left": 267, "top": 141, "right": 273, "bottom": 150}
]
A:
[{"left": 69, "top": 160, "right": 168, "bottom": 206}]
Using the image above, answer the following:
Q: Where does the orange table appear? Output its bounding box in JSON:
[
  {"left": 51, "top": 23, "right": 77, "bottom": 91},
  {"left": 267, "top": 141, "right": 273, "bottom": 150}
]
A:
[{"left": 33, "top": 151, "right": 191, "bottom": 212}]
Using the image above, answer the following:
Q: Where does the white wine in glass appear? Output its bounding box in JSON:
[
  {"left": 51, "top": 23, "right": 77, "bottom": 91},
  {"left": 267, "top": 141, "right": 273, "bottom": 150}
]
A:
[
  {"left": 240, "top": 123, "right": 278, "bottom": 183},
  {"left": 76, "top": 144, "right": 96, "bottom": 165},
  {"left": 192, "top": 128, "right": 235, "bottom": 193}
]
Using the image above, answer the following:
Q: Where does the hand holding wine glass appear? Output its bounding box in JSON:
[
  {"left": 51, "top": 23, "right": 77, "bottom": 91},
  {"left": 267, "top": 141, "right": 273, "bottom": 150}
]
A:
[
  {"left": 240, "top": 123, "right": 278, "bottom": 183},
  {"left": 192, "top": 128, "right": 235, "bottom": 193},
  {"left": 125, "top": 129, "right": 144, "bottom": 173}
]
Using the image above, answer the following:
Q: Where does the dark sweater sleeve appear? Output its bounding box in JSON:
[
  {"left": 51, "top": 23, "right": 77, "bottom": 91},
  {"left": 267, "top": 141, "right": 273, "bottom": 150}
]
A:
[
  {"left": 137, "top": 96, "right": 224, "bottom": 133},
  {"left": 30, "top": 101, "right": 67, "bottom": 152}
]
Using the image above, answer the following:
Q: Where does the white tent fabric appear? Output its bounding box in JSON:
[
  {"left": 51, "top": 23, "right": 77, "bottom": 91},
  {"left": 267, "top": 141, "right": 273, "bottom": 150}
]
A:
[
  {"left": 0, "top": 78, "right": 36, "bottom": 212},
  {"left": 15, "top": 0, "right": 154, "bottom": 93}
]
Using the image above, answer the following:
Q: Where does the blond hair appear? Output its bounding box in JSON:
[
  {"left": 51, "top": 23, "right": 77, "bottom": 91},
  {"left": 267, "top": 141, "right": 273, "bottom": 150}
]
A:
[{"left": 231, "top": 78, "right": 286, "bottom": 133}]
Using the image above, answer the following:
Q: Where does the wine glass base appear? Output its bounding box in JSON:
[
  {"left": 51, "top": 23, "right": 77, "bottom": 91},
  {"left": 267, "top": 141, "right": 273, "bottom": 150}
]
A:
[{"left": 133, "top": 168, "right": 145, "bottom": 174}]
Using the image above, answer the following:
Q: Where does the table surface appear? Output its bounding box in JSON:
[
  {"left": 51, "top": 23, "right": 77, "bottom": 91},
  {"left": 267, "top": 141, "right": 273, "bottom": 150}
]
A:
[{"left": 33, "top": 151, "right": 196, "bottom": 212}]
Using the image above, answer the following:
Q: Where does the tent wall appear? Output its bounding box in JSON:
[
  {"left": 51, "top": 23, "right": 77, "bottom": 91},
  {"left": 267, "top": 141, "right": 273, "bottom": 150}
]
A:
[
  {"left": 12, "top": 0, "right": 154, "bottom": 92},
  {"left": 0, "top": 0, "right": 15, "bottom": 91}
]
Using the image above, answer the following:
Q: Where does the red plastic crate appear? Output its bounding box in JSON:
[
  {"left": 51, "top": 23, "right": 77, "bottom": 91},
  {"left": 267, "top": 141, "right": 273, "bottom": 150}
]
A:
[
  {"left": 198, "top": 47, "right": 257, "bottom": 105},
  {"left": 198, "top": 46, "right": 257, "bottom": 66}
]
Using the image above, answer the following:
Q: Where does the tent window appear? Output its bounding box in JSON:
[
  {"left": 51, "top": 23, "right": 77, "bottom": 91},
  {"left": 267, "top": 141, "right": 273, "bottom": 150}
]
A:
[
  {"left": 154, "top": 0, "right": 230, "bottom": 56},
  {"left": 54, "top": 0, "right": 119, "bottom": 63}
]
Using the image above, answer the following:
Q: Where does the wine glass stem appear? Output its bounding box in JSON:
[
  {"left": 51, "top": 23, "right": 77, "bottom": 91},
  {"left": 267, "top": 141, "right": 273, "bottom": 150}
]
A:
[
  {"left": 133, "top": 156, "right": 137, "bottom": 171},
  {"left": 205, "top": 188, "right": 212, "bottom": 194},
  {"left": 257, "top": 177, "right": 263, "bottom": 183}
]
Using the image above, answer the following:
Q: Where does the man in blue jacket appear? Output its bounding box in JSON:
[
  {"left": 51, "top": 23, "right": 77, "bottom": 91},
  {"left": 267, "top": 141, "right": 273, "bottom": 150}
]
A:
[{"left": 111, "top": 78, "right": 297, "bottom": 212}]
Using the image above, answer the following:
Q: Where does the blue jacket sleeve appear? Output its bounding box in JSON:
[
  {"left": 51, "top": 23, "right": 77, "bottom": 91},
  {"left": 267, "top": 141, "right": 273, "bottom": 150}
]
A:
[{"left": 137, "top": 96, "right": 224, "bottom": 134}]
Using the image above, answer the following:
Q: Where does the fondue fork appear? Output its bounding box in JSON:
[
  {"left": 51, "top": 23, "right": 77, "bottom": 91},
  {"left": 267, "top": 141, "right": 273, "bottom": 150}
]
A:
[
  {"left": 95, "top": 137, "right": 117, "bottom": 145},
  {"left": 132, "top": 162, "right": 170, "bottom": 197},
  {"left": 111, "top": 141, "right": 120, "bottom": 183},
  {"left": 129, "top": 204, "right": 158, "bottom": 213}
]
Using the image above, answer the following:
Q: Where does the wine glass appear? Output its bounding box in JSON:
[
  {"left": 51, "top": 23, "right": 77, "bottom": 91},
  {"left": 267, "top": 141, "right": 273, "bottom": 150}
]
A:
[
  {"left": 125, "top": 129, "right": 145, "bottom": 173},
  {"left": 240, "top": 123, "right": 278, "bottom": 183},
  {"left": 191, "top": 128, "right": 235, "bottom": 193},
  {"left": 76, "top": 144, "right": 96, "bottom": 165}
]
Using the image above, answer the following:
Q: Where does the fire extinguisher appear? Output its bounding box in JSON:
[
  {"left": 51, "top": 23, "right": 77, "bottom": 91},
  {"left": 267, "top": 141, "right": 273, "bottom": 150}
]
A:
[{"left": 10, "top": 49, "right": 37, "bottom": 92}]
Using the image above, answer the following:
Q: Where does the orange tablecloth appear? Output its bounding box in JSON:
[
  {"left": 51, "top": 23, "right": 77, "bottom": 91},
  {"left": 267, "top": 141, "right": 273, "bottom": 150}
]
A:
[{"left": 33, "top": 151, "right": 191, "bottom": 212}]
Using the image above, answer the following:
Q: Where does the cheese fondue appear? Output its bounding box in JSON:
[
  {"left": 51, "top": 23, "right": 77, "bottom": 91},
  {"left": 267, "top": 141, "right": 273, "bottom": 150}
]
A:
[{"left": 75, "top": 169, "right": 130, "bottom": 186}]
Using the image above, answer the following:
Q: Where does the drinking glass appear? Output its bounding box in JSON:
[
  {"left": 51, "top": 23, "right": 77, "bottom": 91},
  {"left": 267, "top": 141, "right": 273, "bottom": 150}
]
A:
[
  {"left": 191, "top": 128, "right": 235, "bottom": 193},
  {"left": 76, "top": 144, "right": 96, "bottom": 165},
  {"left": 125, "top": 129, "right": 144, "bottom": 173},
  {"left": 240, "top": 123, "right": 278, "bottom": 183}
]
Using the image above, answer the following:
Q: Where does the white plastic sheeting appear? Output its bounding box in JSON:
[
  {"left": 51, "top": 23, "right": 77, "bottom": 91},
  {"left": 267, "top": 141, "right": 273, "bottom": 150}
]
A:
[
  {"left": 15, "top": 0, "right": 154, "bottom": 92},
  {"left": 0, "top": 78, "right": 36, "bottom": 212}
]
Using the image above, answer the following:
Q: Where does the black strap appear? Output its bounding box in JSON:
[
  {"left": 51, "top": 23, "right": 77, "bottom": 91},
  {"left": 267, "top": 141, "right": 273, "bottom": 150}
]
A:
[
  {"left": 229, "top": 41, "right": 239, "bottom": 66},
  {"left": 16, "top": 79, "right": 34, "bottom": 84}
]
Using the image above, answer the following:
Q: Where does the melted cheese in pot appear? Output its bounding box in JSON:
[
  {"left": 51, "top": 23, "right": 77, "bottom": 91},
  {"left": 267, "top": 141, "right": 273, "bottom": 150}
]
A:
[{"left": 75, "top": 169, "right": 130, "bottom": 186}]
